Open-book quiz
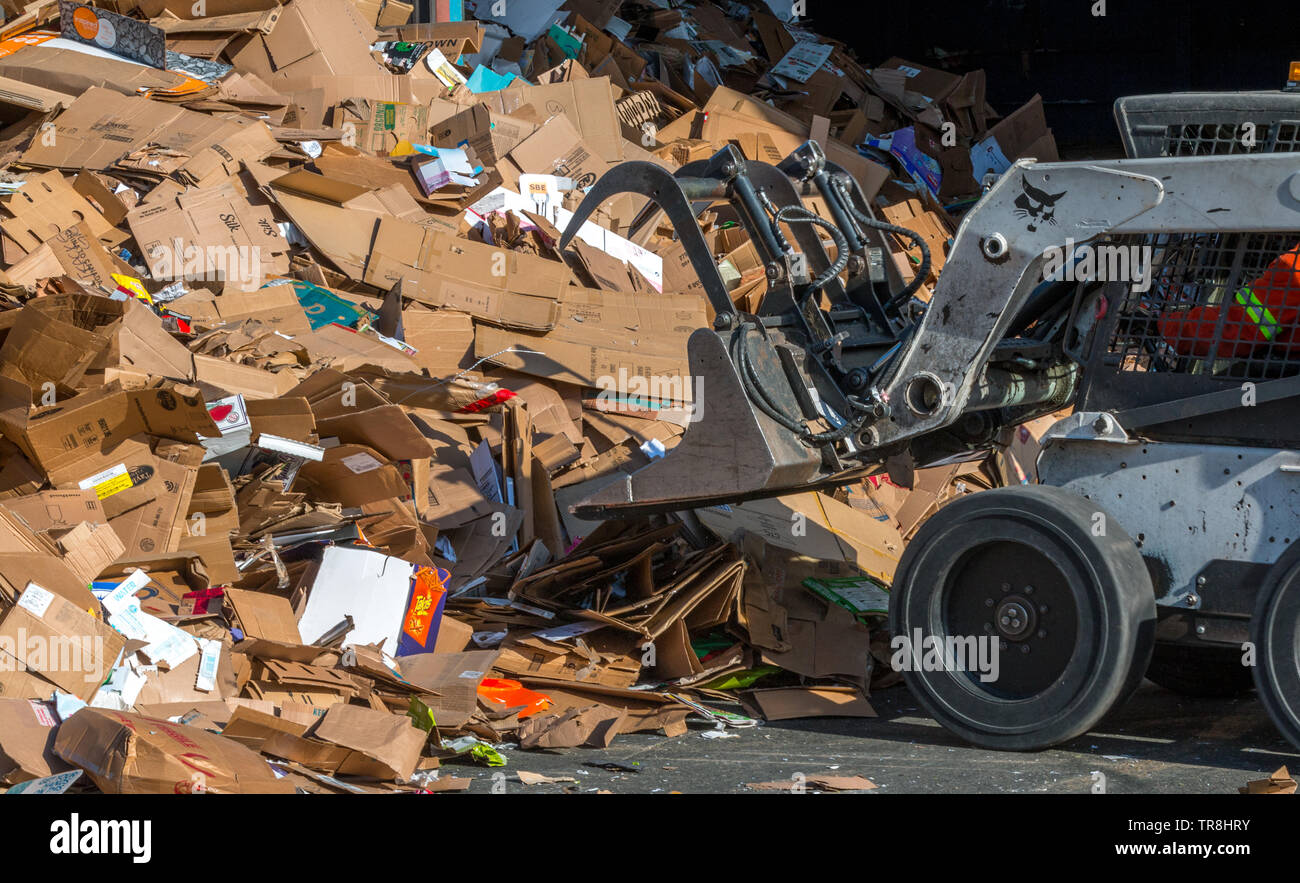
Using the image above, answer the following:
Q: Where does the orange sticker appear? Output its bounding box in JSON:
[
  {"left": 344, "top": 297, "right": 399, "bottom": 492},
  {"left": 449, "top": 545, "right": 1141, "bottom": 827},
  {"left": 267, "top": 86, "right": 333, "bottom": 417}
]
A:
[{"left": 71, "top": 7, "right": 99, "bottom": 40}]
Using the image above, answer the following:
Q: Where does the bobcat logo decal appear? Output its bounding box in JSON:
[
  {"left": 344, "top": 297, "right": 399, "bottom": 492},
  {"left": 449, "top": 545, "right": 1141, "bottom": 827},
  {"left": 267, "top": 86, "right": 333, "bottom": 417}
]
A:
[{"left": 1013, "top": 177, "right": 1067, "bottom": 232}]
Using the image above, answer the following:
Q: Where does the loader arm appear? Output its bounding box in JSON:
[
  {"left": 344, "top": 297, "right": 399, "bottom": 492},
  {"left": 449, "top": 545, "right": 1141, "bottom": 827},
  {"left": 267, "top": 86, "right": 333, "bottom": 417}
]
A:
[
  {"left": 565, "top": 147, "right": 1300, "bottom": 519},
  {"left": 874, "top": 153, "right": 1300, "bottom": 448}
]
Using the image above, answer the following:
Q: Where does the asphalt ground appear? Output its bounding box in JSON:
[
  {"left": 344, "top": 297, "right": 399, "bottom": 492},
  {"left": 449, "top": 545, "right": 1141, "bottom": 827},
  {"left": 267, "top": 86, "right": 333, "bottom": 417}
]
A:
[{"left": 444, "top": 680, "right": 1300, "bottom": 794}]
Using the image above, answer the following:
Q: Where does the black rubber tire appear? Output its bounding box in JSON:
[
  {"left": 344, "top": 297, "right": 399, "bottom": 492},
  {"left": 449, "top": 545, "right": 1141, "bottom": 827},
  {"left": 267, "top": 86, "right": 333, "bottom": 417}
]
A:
[
  {"left": 1251, "top": 545, "right": 1300, "bottom": 750},
  {"left": 888, "top": 485, "right": 1156, "bottom": 751},
  {"left": 1145, "top": 643, "right": 1255, "bottom": 698}
]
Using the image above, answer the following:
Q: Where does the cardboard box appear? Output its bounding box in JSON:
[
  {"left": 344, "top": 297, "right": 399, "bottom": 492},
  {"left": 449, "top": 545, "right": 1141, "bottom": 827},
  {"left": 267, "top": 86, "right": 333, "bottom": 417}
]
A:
[
  {"left": 54, "top": 707, "right": 293, "bottom": 793},
  {"left": 0, "top": 582, "right": 125, "bottom": 702},
  {"left": 363, "top": 217, "right": 569, "bottom": 330},
  {"left": 0, "top": 697, "right": 71, "bottom": 783}
]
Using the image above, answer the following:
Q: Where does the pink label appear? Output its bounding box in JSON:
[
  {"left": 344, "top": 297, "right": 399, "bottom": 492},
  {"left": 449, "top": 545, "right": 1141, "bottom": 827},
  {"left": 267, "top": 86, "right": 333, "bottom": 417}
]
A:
[{"left": 28, "top": 701, "right": 56, "bottom": 728}]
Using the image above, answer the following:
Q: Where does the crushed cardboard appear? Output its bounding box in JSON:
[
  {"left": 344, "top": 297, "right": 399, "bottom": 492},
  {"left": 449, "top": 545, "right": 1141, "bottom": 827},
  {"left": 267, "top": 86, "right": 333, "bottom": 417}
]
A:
[{"left": 0, "top": 0, "right": 1076, "bottom": 795}]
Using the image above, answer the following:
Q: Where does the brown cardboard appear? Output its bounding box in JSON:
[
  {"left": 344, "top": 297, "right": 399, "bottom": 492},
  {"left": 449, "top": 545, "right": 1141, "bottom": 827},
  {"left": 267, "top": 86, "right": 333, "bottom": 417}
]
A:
[
  {"left": 1, "top": 489, "right": 105, "bottom": 534},
  {"left": 478, "top": 77, "right": 624, "bottom": 163},
  {"left": 474, "top": 287, "right": 705, "bottom": 391},
  {"left": 1, "top": 170, "right": 115, "bottom": 254},
  {"left": 224, "top": 588, "right": 302, "bottom": 644},
  {"left": 494, "top": 628, "right": 642, "bottom": 688},
  {"left": 697, "top": 491, "right": 904, "bottom": 585},
  {"left": 401, "top": 308, "right": 474, "bottom": 375},
  {"left": 56, "top": 522, "right": 125, "bottom": 584},
  {"left": 54, "top": 707, "right": 293, "bottom": 793},
  {"left": 0, "top": 582, "right": 125, "bottom": 701},
  {"left": 127, "top": 182, "right": 289, "bottom": 286},
  {"left": 363, "top": 217, "right": 569, "bottom": 329},
  {"left": 21, "top": 86, "right": 243, "bottom": 173},
  {"left": 982, "top": 94, "right": 1057, "bottom": 165},
  {"left": 0, "top": 698, "right": 71, "bottom": 783},
  {"left": 311, "top": 703, "right": 427, "bottom": 780},
  {"left": 662, "top": 86, "right": 889, "bottom": 200},
  {"left": 741, "top": 685, "right": 876, "bottom": 721},
  {"left": 397, "top": 649, "right": 498, "bottom": 729}
]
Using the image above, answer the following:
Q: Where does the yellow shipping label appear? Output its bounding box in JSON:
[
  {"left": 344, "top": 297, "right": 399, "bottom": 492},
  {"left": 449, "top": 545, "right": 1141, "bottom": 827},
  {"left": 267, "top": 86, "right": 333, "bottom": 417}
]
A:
[{"left": 77, "top": 463, "right": 133, "bottom": 500}]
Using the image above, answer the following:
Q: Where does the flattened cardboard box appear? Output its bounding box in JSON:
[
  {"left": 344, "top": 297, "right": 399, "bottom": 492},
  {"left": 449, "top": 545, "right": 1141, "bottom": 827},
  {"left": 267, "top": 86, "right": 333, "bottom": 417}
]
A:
[
  {"left": 0, "top": 170, "right": 116, "bottom": 255},
  {"left": 50, "top": 438, "right": 199, "bottom": 559},
  {"left": 54, "top": 708, "right": 293, "bottom": 794},
  {"left": 1, "top": 487, "right": 108, "bottom": 566},
  {"left": 358, "top": 99, "right": 429, "bottom": 155},
  {"left": 224, "top": 588, "right": 302, "bottom": 644},
  {"left": 127, "top": 183, "right": 288, "bottom": 284},
  {"left": 697, "top": 491, "right": 904, "bottom": 585},
  {"left": 398, "top": 648, "right": 498, "bottom": 729},
  {"left": 401, "top": 308, "right": 474, "bottom": 375},
  {"left": 311, "top": 703, "right": 427, "bottom": 780},
  {"left": 475, "top": 288, "right": 706, "bottom": 393},
  {"left": 479, "top": 77, "right": 624, "bottom": 163},
  {"left": 363, "top": 218, "right": 568, "bottom": 330},
  {"left": 20, "top": 86, "right": 239, "bottom": 172},
  {"left": 429, "top": 102, "right": 538, "bottom": 166},
  {"left": 0, "top": 583, "right": 125, "bottom": 702},
  {"left": 494, "top": 628, "right": 642, "bottom": 688},
  {"left": 0, "top": 697, "right": 71, "bottom": 783}
]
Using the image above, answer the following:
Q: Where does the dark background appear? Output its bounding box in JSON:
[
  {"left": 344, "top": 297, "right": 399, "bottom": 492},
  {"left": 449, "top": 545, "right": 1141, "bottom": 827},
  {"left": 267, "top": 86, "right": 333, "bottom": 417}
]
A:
[{"left": 833, "top": 0, "right": 1297, "bottom": 155}]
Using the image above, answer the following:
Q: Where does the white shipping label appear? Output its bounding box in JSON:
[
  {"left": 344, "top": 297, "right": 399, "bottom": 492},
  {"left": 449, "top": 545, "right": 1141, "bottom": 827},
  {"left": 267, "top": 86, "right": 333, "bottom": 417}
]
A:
[
  {"left": 16, "top": 583, "right": 54, "bottom": 619},
  {"left": 341, "top": 452, "right": 384, "bottom": 474}
]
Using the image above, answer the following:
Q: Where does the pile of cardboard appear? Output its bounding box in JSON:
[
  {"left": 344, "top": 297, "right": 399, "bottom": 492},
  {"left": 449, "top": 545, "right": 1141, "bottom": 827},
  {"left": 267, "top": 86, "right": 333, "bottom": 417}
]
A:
[{"left": 0, "top": 0, "right": 1066, "bottom": 794}]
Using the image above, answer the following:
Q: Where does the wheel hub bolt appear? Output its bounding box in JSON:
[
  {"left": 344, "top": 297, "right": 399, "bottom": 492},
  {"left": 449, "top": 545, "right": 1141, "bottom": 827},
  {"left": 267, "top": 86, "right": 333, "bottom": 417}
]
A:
[
  {"left": 985, "top": 598, "right": 994, "bottom": 607},
  {"left": 994, "top": 599, "right": 1034, "bottom": 638},
  {"left": 1021, "top": 645, "right": 1031, "bottom": 654}
]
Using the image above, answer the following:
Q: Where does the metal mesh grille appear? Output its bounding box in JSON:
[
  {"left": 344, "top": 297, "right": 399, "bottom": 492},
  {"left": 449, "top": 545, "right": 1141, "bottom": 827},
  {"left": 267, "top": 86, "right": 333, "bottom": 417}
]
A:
[
  {"left": 1105, "top": 233, "right": 1300, "bottom": 381},
  {"left": 1161, "top": 121, "right": 1300, "bottom": 155}
]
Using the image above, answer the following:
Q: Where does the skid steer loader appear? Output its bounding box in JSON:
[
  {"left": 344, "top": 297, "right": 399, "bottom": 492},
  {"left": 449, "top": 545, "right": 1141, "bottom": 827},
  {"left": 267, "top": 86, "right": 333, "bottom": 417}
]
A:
[{"left": 560, "top": 89, "right": 1300, "bottom": 752}]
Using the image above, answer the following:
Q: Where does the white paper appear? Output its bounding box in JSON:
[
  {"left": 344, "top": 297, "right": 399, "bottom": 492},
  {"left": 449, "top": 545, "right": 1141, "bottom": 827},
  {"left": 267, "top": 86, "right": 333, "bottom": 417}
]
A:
[
  {"left": 195, "top": 639, "right": 220, "bottom": 692},
  {"left": 296, "top": 545, "right": 417, "bottom": 653},
  {"left": 107, "top": 604, "right": 150, "bottom": 641},
  {"left": 77, "top": 463, "right": 127, "bottom": 492},
  {"left": 53, "top": 692, "right": 86, "bottom": 722},
  {"left": 469, "top": 186, "right": 664, "bottom": 290},
  {"left": 424, "top": 47, "right": 468, "bottom": 89},
  {"left": 770, "top": 41, "right": 833, "bottom": 83},
  {"left": 970, "top": 134, "right": 1012, "bottom": 182},
  {"left": 204, "top": 394, "right": 250, "bottom": 437},
  {"left": 16, "top": 583, "right": 54, "bottom": 619},
  {"left": 139, "top": 617, "right": 199, "bottom": 669}
]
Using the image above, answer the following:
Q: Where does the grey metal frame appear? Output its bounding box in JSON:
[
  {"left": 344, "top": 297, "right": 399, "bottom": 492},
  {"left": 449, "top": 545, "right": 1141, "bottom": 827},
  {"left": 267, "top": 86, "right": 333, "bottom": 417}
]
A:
[{"left": 870, "top": 153, "right": 1300, "bottom": 451}]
